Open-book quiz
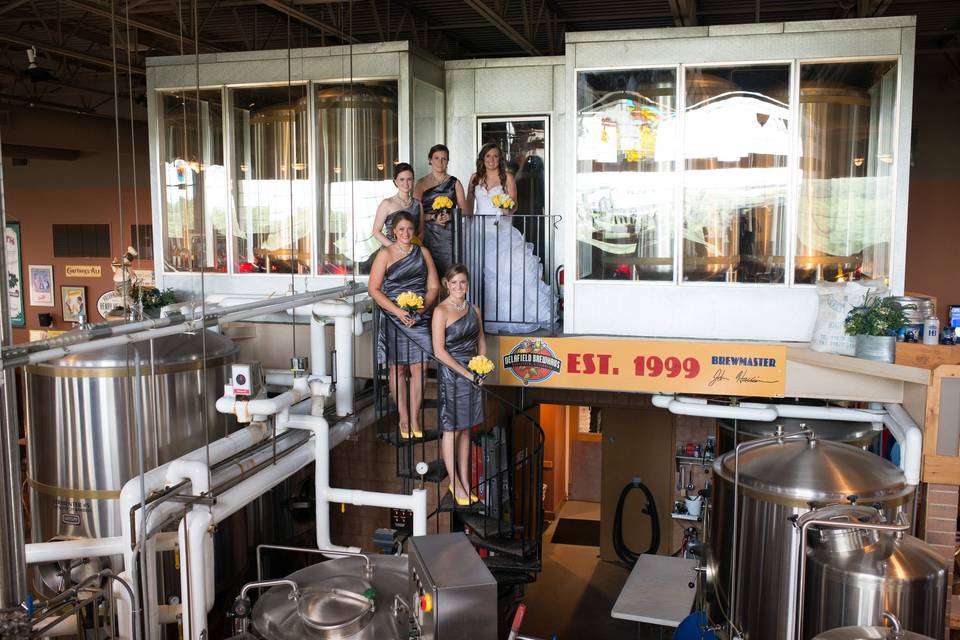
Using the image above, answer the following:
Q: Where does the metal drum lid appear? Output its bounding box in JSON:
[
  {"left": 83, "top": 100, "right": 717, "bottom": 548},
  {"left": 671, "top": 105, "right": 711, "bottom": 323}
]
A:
[
  {"left": 813, "top": 625, "right": 933, "bottom": 640},
  {"left": 714, "top": 438, "right": 912, "bottom": 507},
  {"left": 296, "top": 576, "right": 376, "bottom": 637}
]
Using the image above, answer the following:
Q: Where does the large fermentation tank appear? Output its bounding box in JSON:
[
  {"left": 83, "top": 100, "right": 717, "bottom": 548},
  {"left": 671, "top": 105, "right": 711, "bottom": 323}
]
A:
[
  {"left": 804, "top": 509, "right": 946, "bottom": 638},
  {"left": 24, "top": 330, "right": 237, "bottom": 573},
  {"left": 710, "top": 436, "right": 913, "bottom": 640},
  {"left": 718, "top": 416, "right": 880, "bottom": 453}
]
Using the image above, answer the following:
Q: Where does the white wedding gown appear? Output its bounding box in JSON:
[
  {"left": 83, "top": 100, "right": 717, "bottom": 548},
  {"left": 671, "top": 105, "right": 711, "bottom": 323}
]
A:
[{"left": 466, "top": 185, "right": 555, "bottom": 333}]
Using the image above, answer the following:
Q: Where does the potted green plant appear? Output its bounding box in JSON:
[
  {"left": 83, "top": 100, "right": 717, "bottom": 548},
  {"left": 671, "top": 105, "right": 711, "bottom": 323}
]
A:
[{"left": 844, "top": 295, "right": 910, "bottom": 363}]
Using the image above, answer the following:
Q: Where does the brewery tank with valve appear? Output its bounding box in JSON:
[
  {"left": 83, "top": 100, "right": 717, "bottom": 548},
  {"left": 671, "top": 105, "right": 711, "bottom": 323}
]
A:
[
  {"left": 709, "top": 432, "right": 914, "bottom": 640},
  {"left": 23, "top": 330, "right": 237, "bottom": 588}
]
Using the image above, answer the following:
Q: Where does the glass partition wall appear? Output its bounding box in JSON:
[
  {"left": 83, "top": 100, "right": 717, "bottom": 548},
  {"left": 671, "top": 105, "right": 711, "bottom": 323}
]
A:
[
  {"left": 576, "top": 59, "right": 899, "bottom": 287},
  {"left": 150, "top": 44, "right": 436, "bottom": 282}
]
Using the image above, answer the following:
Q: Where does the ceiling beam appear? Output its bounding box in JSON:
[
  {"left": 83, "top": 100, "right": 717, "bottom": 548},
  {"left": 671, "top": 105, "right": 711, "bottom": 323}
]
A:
[
  {"left": 857, "top": 0, "right": 893, "bottom": 18},
  {"left": 667, "top": 0, "right": 697, "bottom": 27},
  {"left": 257, "top": 0, "right": 359, "bottom": 43},
  {"left": 0, "top": 65, "right": 135, "bottom": 97},
  {"left": 0, "top": 32, "right": 144, "bottom": 75},
  {"left": 463, "top": 0, "right": 541, "bottom": 56},
  {"left": 58, "top": 0, "right": 225, "bottom": 53},
  {"left": 0, "top": 0, "right": 31, "bottom": 18}
]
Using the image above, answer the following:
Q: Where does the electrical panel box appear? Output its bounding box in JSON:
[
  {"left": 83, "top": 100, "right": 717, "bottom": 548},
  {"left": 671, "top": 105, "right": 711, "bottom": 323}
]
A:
[
  {"left": 408, "top": 532, "right": 497, "bottom": 640},
  {"left": 231, "top": 362, "right": 262, "bottom": 398}
]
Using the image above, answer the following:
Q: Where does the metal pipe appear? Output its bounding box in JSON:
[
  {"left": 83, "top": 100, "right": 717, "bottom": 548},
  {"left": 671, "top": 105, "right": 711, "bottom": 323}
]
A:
[
  {"left": 0, "top": 126, "right": 27, "bottom": 616},
  {"left": 255, "top": 545, "right": 372, "bottom": 582},
  {"left": 794, "top": 507, "right": 910, "bottom": 640},
  {"left": 3, "top": 284, "right": 364, "bottom": 369}
]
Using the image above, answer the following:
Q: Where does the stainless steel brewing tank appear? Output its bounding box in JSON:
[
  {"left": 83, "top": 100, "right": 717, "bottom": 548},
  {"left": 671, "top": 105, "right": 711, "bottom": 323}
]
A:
[
  {"left": 709, "top": 437, "right": 913, "bottom": 640},
  {"left": 250, "top": 555, "right": 408, "bottom": 639},
  {"left": 718, "top": 416, "right": 880, "bottom": 453},
  {"left": 24, "top": 330, "right": 237, "bottom": 573},
  {"left": 813, "top": 626, "right": 934, "bottom": 640},
  {"left": 804, "top": 517, "right": 946, "bottom": 639}
]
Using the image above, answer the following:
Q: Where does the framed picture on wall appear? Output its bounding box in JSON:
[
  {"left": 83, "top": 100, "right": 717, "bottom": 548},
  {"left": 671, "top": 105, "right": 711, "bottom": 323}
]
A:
[
  {"left": 4, "top": 223, "right": 24, "bottom": 327},
  {"left": 28, "top": 264, "right": 54, "bottom": 307},
  {"left": 60, "top": 285, "right": 87, "bottom": 323}
]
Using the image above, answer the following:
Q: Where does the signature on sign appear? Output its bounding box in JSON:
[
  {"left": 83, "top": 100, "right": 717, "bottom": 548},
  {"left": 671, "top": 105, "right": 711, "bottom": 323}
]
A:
[{"left": 708, "top": 368, "right": 780, "bottom": 387}]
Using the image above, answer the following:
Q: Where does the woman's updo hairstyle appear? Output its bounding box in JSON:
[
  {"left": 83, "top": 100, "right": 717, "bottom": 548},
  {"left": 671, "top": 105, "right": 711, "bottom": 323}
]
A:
[
  {"left": 393, "top": 162, "right": 414, "bottom": 181},
  {"left": 390, "top": 210, "right": 416, "bottom": 231}
]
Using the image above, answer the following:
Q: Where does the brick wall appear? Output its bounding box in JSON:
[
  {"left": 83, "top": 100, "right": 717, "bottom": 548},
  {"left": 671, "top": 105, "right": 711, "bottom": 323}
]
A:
[{"left": 922, "top": 483, "right": 958, "bottom": 639}]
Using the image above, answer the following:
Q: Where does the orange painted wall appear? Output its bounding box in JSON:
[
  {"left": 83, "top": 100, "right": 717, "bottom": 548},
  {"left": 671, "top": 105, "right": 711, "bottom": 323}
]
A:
[{"left": 3, "top": 152, "right": 152, "bottom": 342}]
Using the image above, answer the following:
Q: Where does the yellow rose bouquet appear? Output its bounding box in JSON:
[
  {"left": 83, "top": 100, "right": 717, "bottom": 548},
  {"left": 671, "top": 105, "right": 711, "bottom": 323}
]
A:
[
  {"left": 395, "top": 291, "right": 424, "bottom": 312},
  {"left": 432, "top": 195, "right": 454, "bottom": 211},
  {"left": 431, "top": 195, "right": 454, "bottom": 227},
  {"left": 468, "top": 355, "right": 495, "bottom": 381},
  {"left": 491, "top": 193, "right": 515, "bottom": 212}
]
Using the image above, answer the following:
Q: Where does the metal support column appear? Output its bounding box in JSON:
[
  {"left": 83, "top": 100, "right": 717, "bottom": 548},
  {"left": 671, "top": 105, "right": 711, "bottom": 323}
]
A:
[{"left": 0, "top": 129, "right": 29, "bottom": 637}]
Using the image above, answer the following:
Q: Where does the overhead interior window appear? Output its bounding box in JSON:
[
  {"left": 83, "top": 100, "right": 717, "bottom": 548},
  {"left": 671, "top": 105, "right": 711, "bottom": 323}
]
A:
[
  {"left": 52, "top": 224, "right": 111, "bottom": 257},
  {"left": 575, "top": 59, "right": 898, "bottom": 286},
  {"left": 231, "top": 84, "right": 311, "bottom": 275},
  {"left": 158, "top": 89, "right": 228, "bottom": 273}
]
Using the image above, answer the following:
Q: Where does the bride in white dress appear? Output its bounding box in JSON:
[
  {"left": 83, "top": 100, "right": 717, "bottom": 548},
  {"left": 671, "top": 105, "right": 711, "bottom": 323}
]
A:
[{"left": 464, "top": 142, "right": 554, "bottom": 333}]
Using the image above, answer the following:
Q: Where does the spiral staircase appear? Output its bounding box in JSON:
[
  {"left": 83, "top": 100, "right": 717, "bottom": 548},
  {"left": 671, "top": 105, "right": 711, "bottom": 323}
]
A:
[{"left": 372, "top": 308, "right": 545, "bottom": 587}]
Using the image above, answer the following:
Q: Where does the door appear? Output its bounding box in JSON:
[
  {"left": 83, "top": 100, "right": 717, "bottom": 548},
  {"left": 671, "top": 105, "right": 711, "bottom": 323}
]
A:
[{"left": 477, "top": 117, "right": 550, "bottom": 251}]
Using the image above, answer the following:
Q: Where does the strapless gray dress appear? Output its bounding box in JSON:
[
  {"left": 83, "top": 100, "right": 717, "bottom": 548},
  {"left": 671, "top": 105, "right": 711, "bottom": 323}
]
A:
[
  {"left": 383, "top": 198, "right": 421, "bottom": 242},
  {"left": 421, "top": 176, "right": 458, "bottom": 276},
  {"left": 377, "top": 246, "right": 434, "bottom": 365},
  {"left": 438, "top": 310, "right": 484, "bottom": 432}
]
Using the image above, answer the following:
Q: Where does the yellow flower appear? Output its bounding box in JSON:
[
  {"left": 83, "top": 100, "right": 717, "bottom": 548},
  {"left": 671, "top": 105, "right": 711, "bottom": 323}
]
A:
[
  {"left": 491, "top": 194, "right": 514, "bottom": 210},
  {"left": 625, "top": 148, "right": 640, "bottom": 163},
  {"left": 468, "top": 355, "right": 495, "bottom": 376},
  {"left": 432, "top": 196, "right": 454, "bottom": 210},
  {"left": 395, "top": 291, "right": 424, "bottom": 311}
]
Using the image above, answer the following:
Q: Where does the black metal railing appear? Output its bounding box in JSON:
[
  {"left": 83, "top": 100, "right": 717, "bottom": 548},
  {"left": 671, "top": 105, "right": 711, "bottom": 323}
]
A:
[
  {"left": 453, "top": 213, "right": 561, "bottom": 336},
  {"left": 372, "top": 307, "right": 545, "bottom": 579}
]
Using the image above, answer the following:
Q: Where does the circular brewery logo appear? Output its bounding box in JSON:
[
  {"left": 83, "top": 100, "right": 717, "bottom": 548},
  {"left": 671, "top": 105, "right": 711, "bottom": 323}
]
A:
[
  {"left": 96, "top": 290, "right": 127, "bottom": 319},
  {"left": 502, "top": 338, "right": 562, "bottom": 385}
]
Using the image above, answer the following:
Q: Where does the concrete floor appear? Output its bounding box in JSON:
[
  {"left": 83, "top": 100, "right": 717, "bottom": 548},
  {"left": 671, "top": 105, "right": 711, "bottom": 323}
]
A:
[{"left": 521, "top": 501, "right": 674, "bottom": 640}]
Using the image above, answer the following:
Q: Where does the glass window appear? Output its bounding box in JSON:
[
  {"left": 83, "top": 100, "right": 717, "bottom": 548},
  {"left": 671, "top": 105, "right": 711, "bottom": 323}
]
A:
[
  {"left": 315, "top": 81, "right": 399, "bottom": 275},
  {"left": 682, "top": 65, "right": 790, "bottom": 283},
  {"left": 412, "top": 81, "right": 444, "bottom": 180},
  {"left": 795, "top": 61, "right": 897, "bottom": 285},
  {"left": 576, "top": 69, "right": 677, "bottom": 281},
  {"left": 231, "top": 84, "right": 310, "bottom": 274},
  {"left": 159, "top": 89, "right": 228, "bottom": 272}
]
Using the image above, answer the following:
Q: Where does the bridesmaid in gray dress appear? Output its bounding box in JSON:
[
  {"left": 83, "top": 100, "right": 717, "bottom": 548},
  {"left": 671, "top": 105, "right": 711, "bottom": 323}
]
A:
[
  {"left": 372, "top": 162, "right": 424, "bottom": 247},
  {"left": 369, "top": 211, "right": 440, "bottom": 438},
  {"left": 431, "top": 264, "right": 486, "bottom": 506},
  {"left": 415, "top": 144, "right": 466, "bottom": 278}
]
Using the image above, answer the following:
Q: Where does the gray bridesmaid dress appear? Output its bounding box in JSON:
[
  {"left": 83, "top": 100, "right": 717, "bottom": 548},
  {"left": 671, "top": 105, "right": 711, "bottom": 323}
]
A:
[
  {"left": 421, "top": 176, "right": 458, "bottom": 276},
  {"left": 438, "top": 309, "right": 485, "bottom": 432},
  {"left": 376, "top": 245, "right": 434, "bottom": 365}
]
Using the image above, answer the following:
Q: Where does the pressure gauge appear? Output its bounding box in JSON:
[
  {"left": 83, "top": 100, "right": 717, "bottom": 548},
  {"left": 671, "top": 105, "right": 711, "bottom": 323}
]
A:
[{"left": 415, "top": 461, "right": 429, "bottom": 477}]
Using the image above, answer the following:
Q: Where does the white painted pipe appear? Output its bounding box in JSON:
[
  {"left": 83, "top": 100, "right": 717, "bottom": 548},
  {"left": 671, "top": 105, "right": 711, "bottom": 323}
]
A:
[
  {"left": 775, "top": 404, "right": 884, "bottom": 422},
  {"left": 283, "top": 411, "right": 427, "bottom": 553},
  {"left": 178, "top": 509, "right": 213, "bottom": 640},
  {"left": 311, "top": 312, "right": 329, "bottom": 378},
  {"left": 25, "top": 532, "right": 177, "bottom": 565},
  {"left": 245, "top": 376, "right": 311, "bottom": 417},
  {"left": 334, "top": 314, "right": 354, "bottom": 417},
  {"left": 653, "top": 394, "right": 887, "bottom": 424},
  {"left": 114, "top": 572, "right": 133, "bottom": 640},
  {"left": 883, "top": 402, "right": 923, "bottom": 486},
  {"left": 25, "top": 537, "right": 125, "bottom": 564}
]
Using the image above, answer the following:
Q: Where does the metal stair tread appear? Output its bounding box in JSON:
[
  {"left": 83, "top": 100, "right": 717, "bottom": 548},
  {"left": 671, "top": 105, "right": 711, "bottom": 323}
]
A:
[
  {"left": 436, "top": 491, "right": 484, "bottom": 513},
  {"left": 480, "top": 555, "right": 541, "bottom": 572},
  {"left": 466, "top": 534, "right": 533, "bottom": 560},
  {"left": 460, "top": 511, "right": 525, "bottom": 538},
  {"left": 377, "top": 429, "right": 440, "bottom": 446}
]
